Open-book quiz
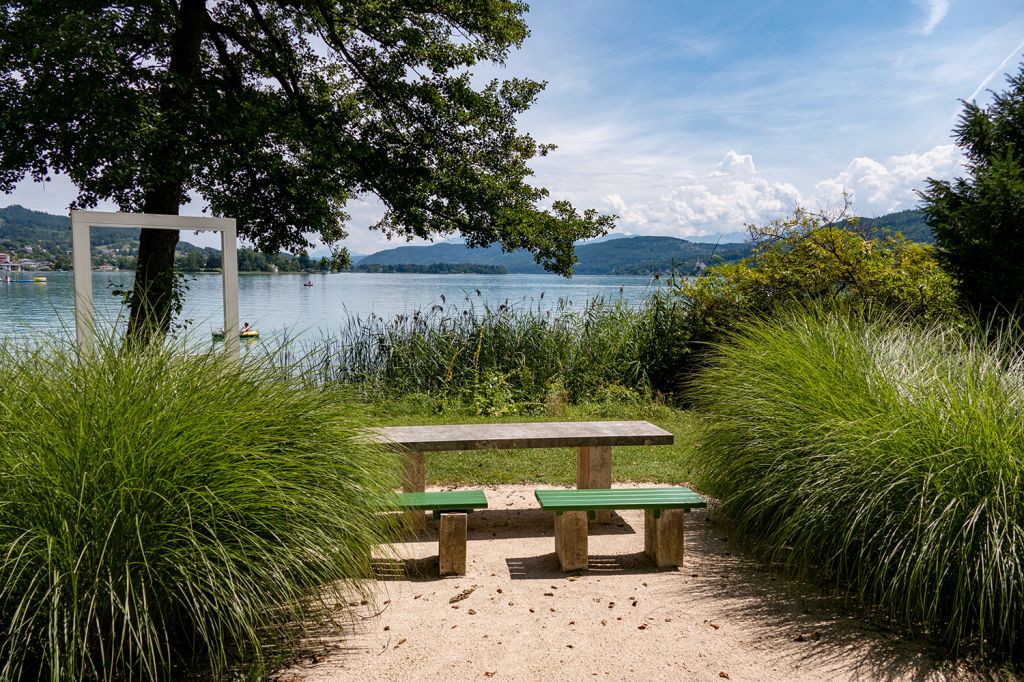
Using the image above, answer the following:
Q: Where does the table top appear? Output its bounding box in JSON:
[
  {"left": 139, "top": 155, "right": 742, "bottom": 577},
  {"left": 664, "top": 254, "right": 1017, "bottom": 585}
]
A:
[{"left": 364, "top": 420, "right": 674, "bottom": 452}]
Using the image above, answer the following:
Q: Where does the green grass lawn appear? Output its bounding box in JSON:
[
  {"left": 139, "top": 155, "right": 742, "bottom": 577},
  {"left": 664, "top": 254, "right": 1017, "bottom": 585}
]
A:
[{"left": 360, "top": 396, "right": 703, "bottom": 486}]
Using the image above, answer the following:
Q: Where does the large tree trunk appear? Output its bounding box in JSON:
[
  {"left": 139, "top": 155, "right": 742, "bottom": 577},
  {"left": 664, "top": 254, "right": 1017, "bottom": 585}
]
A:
[
  {"left": 127, "top": 187, "right": 182, "bottom": 341},
  {"left": 126, "top": 0, "right": 207, "bottom": 344}
]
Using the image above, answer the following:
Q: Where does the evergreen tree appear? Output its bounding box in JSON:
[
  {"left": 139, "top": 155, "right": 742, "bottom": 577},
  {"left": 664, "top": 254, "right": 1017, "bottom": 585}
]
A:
[{"left": 920, "top": 63, "right": 1024, "bottom": 318}]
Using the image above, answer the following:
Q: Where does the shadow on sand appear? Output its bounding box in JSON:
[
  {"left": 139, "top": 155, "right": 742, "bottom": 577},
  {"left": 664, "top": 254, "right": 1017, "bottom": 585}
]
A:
[{"left": 670, "top": 507, "right": 984, "bottom": 681}]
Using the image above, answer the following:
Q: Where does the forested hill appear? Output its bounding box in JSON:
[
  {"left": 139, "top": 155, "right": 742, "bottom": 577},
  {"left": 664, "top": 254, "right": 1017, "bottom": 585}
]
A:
[
  {"left": 0, "top": 204, "right": 136, "bottom": 248},
  {"left": 0, "top": 205, "right": 319, "bottom": 272},
  {"left": 358, "top": 237, "right": 753, "bottom": 275},
  {"left": 360, "top": 210, "right": 934, "bottom": 274},
  {"left": 853, "top": 209, "right": 932, "bottom": 243}
]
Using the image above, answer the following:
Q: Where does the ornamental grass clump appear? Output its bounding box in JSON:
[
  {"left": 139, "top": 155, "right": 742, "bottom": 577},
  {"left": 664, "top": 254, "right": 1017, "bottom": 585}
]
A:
[
  {"left": 0, "top": 336, "right": 401, "bottom": 680},
  {"left": 693, "top": 308, "right": 1024, "bottom": 658}
]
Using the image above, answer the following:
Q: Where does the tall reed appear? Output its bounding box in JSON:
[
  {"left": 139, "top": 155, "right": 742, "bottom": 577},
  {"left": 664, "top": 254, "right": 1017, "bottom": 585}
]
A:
[
  {"left": 0, "top": 335, "right": 401, "bottom": 680},
  {"left": 298, "top": 296, "right": 663, "bottom": 407},
  {"left": 693, "top": 307, "right": 1024, "bottom": 657}
]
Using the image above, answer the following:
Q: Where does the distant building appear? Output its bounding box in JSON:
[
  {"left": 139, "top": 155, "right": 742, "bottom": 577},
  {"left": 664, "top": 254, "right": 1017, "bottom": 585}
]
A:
[
  {"left": 0, "top": 253, "right": 9, "bottom": 264},
  {"left": 4, "top": 258, "right": 51, "bottom": 271}
]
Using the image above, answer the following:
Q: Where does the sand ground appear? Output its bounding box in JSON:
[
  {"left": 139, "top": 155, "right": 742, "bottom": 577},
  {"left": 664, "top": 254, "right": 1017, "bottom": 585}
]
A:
[{"left": 276, "top": 484, "right": 973, "bottom": 682}]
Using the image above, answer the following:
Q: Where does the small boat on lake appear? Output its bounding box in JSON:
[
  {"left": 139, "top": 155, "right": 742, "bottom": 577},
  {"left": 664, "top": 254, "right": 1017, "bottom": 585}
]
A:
[
  {"left": 303, "top": 280, "right": 314, "bottom": 287},
  {"left": 212, "top": 328, "right": 260, "bottom": 340}
]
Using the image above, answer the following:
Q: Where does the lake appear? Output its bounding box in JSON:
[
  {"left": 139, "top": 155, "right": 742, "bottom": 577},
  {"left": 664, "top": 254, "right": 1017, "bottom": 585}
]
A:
[{"left": 0, "top": 271, "right": 666, "bottom": 345}]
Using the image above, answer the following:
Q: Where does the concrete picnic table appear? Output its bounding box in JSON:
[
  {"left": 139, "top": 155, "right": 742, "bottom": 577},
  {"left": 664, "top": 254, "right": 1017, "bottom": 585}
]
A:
[{"left": 364, "top": 420, "right": 675, "bottom": 525}]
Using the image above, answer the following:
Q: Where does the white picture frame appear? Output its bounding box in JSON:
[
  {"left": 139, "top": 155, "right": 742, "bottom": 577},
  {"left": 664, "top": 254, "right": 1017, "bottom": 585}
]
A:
[{"left": 70, "top": 210, "right": 240, "bottom": 357}]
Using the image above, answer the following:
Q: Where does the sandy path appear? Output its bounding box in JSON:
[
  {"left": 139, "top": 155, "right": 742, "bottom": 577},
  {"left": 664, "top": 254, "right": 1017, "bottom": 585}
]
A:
[{"left": 277, "top": 485, "right": 969, "bottom": 682}]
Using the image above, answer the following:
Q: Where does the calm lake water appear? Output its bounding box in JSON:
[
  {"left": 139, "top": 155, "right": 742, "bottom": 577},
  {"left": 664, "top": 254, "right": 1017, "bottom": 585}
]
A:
[{"left": 0, "top": 271, "right": 665, "bottom": 345}]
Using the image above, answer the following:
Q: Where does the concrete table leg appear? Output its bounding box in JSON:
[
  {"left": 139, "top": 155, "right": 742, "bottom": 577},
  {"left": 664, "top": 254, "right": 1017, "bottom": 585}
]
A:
[
  {"left": 439, "top": 512, "right": 468, "bottom": 576},
  {"left": 402, "top": 451, "right": 426, "bottom": 533},
  {"left": 554, "top": 511, "right": 589, "bottom": 571},
  {"left": 576, "top": 445, "right": 612, "bottom": 523},
  {"left": 644, "top": 509, "right": 685, "bottom": 567}
]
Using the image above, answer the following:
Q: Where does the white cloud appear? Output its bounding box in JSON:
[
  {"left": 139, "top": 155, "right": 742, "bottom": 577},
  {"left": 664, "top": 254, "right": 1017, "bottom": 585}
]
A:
[
  {"left": 599, "top": 146, "right": 965, "bottom": 239},
  {"left": 814, "top": 144, "right": 962, "bottom": 215},
  {"left": 914, "top": 0, "right": 950, "bottom": 35},
  {"left": 712, "top": 151, "right": 757, "bottom": 176},
  {"left": 603, "top": 152, "right": 802, "bottom": 237}
]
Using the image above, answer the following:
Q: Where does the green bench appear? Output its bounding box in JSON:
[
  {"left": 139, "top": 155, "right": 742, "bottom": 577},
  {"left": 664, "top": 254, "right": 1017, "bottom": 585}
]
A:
[
  {"left": 396, "top": 490, "right": 488, "bottom": 576},
  {"left": 535, "top": 487, "right": 706, "bottom": 571}
]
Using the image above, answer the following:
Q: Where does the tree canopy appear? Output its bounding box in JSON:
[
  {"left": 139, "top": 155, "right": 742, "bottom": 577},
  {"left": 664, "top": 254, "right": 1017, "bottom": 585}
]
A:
[
  {"left": 0, "top": 0, "right": 613, "bottom": 335},
  {"left": 920, "top": 62, "right": 1024, "bottom": 319}
]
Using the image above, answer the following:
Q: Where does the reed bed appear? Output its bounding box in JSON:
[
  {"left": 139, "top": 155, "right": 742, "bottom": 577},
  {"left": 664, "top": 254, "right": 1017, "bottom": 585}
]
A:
[
  {"left": 294, "top": 296, "right": 675, "bottom": 409},
  {"left": 0, "top": 335, "right": 402, "bottom": 680},
  {"left": 693, "top": 307, "right": 1024, "bottom": 658}
]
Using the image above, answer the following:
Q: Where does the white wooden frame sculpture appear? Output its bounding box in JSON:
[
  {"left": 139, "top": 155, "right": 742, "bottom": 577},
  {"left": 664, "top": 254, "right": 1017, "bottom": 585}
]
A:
[{"left": 71, "top": 210, "right": 240, "bottom": 357}]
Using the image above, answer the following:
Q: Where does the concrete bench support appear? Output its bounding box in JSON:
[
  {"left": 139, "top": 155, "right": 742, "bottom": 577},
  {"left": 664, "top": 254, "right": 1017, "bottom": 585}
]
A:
[
  {"left": 576, "top": 446, "right": 612, "bottom": 523},
  {"left": 438, "top": 512, "right": 468, "bottom": 576},
  {"left": 554, "top": 511, "right": 589, "bottom": 571},
  {"left": 402, "top": 451, "right": 426, "bottom": 532},
  {"left": 644, "top": 509, "right": 685, "bottom": 567}
]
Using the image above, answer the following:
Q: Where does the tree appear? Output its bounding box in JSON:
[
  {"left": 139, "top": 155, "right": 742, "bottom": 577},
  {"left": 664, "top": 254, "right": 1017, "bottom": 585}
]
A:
[
  {"left": 0, "top": 1, "right": 613, "bottom": 341},
  {"left": 650, "top": 205, "right": 959, "bottom": 397},
  {"left": 920, "top": 63, "right": 1024, "bottom": 319}
]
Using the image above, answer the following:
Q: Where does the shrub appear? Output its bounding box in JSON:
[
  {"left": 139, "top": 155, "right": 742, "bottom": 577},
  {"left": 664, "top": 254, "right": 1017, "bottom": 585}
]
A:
[
  {"left": 0, "top": 337, "right": 401, "bottom": 680},
  {"left": 692, "top": 307, "right": 1024, "bottom": 657},
  {"left": 659, "top": 209, "right": 962, "bottom": 395}
]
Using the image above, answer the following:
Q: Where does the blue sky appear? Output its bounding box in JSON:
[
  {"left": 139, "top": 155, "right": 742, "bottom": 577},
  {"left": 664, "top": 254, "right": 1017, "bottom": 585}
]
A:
[{"left": 6, "top": 0, "right": 1024, "bottom": 253}]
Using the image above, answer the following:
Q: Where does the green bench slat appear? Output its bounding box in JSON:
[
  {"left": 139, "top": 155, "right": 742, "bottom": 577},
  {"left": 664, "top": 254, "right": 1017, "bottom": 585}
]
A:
[
  {"left": 534, "top": 487, "right": 705, "bottom": 512},
  {"left": 396, "top": 490, "right": 488, "bottom": 511}
]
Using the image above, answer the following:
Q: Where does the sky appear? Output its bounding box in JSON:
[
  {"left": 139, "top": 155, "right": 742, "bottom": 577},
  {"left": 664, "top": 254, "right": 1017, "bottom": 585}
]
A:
[{"left": 6, "top": 0, "right": 1024, "bottom": 253}]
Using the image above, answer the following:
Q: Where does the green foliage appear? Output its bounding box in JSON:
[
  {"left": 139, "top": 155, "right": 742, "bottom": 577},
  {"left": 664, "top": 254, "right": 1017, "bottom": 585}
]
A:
[
  {"left": 301, "top": 298, "right": 660, "bottom": 409},
  {"left": 920, "top": 63, "right": 1024, "bottom": 318},
  {"left": 686, "top": 210, "right": 958, "bottom": 322},
  {"left": 0, "top": 1, "right": 611, "bottom": 268},
  {"left": 0, "top": 337, "right": 402, "bottom": 680},
  {"left": 633, "top": 285, "right": 695, "bottom": 395},
  {"left": 659, "top": 208, "right": 960, "bottom": 394},
  {"left": 692, "top": 307, "right": 1024, "bottom": 658}
]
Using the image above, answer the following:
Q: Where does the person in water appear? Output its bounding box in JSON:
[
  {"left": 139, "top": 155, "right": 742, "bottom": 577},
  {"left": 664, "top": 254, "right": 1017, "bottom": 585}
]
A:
[{"left": 241, "top": 322, "right": 252, "bottom": 333}]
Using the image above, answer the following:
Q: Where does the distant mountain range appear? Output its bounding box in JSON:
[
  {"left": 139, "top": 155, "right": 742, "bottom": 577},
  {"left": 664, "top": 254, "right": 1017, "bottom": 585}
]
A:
[
  {"left": 1, "top": 204, "right": 934, "bottom": 276},
  {"left": 359, "top": 209, "right": 934, "bottom": 275},
  {"left": 358, "top": 237, "right": 750, "bottom": 275}
]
